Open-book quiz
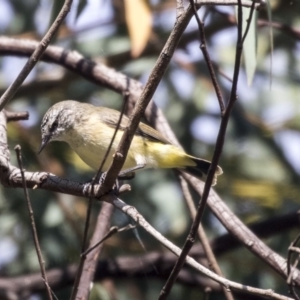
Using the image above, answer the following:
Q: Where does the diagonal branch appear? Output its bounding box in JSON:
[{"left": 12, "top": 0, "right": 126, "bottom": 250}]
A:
[
  {"left": 70, "top": 202, "right": 114, "bottom": 300},
  {"left": 15, "top": 145, "right": 53, "bottom": 300},
  {"left": 185, "top": 173, "right": 300, "bottom": 282},
  {"left": 179, "top": 176, "right": 235, "bottom": 300},
  {"left": 100, "top": 5, "right": 195, "bottom": 193},
  {"left": 0, "top": 0, "right": 73, "bottom": 111}
]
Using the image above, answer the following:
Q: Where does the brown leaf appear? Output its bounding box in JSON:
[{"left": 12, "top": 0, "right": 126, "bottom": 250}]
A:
[{"left": 124, "top": 0, "right": 152, "bottom": 58}]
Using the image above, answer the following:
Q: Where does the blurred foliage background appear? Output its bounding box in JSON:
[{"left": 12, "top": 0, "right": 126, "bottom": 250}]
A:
[{"left": 0, "top": 0, "right": 300, "bottom": 299}]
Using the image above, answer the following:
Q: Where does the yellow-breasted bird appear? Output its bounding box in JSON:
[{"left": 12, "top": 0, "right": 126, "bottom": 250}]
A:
[{"left": 39, "top": 100, "right": 222, "bottom": 185}]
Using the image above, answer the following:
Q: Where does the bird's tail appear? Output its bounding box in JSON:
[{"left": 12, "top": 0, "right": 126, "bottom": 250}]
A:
[{"left": 181, "top": 156, "right": 223, "bottom": 186}]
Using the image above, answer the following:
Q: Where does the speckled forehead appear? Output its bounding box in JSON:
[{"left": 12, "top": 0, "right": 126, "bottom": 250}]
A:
[
  {"left": 41, "top": 112, "right": 50, "bottom": 130},
  {"left": 41, "top": 103, "right": 76, "bottom": 132},
  {"left": 41, "top": 108, "right": 53, "bottom": 125},
  {"left": 41, "top": 107, "right": 59, "bottom": 130},
  {"left": 59, "top": 107, "right": 73, "bottom": 125}
]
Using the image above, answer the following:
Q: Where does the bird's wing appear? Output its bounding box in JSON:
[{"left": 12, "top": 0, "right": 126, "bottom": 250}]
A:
[{"left": 98, "top": 107, "right": 171, "bottom": 144}]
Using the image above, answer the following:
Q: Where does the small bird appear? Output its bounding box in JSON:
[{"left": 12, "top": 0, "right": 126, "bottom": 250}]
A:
[{"left": 39, "top": 101, "right": 222, "bottom": 185}]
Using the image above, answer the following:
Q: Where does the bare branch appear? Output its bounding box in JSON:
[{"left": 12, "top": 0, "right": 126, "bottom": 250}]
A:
[
  {"left": 71, "top": 202, "right": 114, "bottom": 300},
  {"left": 190, "top": 0, "right": 225, "bottom": 113},
  {"left": 0, "top": 0, "right": 73, "bottom": 111},
  {"left": 5, "top": 111, "right": 29, "bottom": 122},
  {"left": 179, "top": 176, "right": 235, "bottom": 300},
  {"left": 110, "top": 194, "right": 293, "bottom": 300},
  {"left": 185, "top": 173, "right": 300, "bottom": 284}
]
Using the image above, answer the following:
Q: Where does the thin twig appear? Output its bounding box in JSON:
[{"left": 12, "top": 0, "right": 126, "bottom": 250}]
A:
[
  {"left": 69, "top": 197, "right": 93, "bottom": 300},
  {"left": 195, "top": 0, "right": 264, "bottom": 8},
  {"left": 94, "top": 91, "right": 129, "bottom": 183},
  {"left": 4, "top": 110, "right": 29, "bottom": 122},
  {"left": 0, "top": 0, "right": 73, "bottom": 111},
  {"left": 71, "top": 202, "right": 114, "bottom": 300},
  {"left": 82, "top": 224, "right": 136, "bottom": 257},
  {"left": 190, "top": 0, "right": 225, "bottom": 113},
  {"left": 179, "top": 176, "right": 235, "bottom": 300},
  {"left": 14, "top": 145, "right": 53, "bottom": 300},
  {"left": 242, "top": 0, "right": 256, "bottom": 44}
]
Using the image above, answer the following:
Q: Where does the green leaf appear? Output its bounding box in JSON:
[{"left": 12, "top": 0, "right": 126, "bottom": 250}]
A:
[
  {"left": 265, "top": 0, "right": 274, "bottom": 87},
  {"left": 236, "top": 6, "right": 257, "bottom": 86},
  {"left": 243, "top": 7, "right": 257, "bottom": 86}
]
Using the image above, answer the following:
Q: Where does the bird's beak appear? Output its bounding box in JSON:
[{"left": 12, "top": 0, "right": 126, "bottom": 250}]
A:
[{"left": 38, "top": 134, "right": 51, "bottom": 154}]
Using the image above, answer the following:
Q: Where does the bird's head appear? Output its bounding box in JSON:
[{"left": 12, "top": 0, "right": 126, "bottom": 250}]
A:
[{"left": 38, "top": 101, "right": 77, "bottom": 154}]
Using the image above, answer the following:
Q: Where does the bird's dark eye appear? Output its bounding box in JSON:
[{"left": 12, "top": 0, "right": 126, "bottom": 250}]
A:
[{"left": 51, "top": 120, "right": 59, "bottom": 131}]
